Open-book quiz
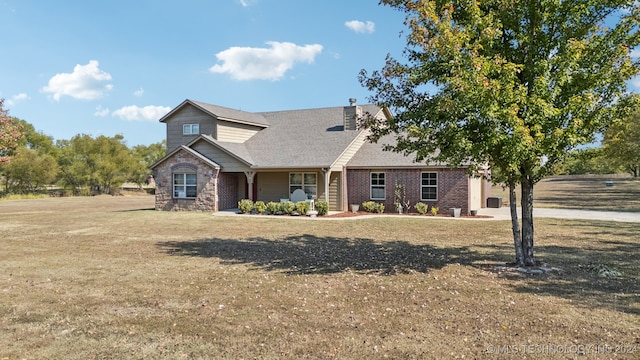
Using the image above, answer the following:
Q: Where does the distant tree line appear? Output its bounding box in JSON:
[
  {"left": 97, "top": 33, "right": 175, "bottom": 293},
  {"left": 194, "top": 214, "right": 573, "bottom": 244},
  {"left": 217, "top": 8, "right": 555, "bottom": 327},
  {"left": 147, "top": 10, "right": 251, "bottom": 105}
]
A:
[{"left": 0, "top": 100, "right": 165, "bottom": 196}]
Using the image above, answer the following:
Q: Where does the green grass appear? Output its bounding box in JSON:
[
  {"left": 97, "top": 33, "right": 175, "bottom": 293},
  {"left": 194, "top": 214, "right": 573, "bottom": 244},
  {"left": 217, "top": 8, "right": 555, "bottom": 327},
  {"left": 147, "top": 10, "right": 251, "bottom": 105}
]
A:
[
  {"left": 492, "top": 175, "right": 640, "bottom": 212},
  {"left": 0, "top": 195, "right": 638, "bottom": 359}
]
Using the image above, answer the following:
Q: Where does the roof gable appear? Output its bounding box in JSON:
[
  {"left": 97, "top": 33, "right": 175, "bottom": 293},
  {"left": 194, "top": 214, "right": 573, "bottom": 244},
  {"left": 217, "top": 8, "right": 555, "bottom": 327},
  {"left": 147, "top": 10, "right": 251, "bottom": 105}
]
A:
[{"left": 159, "top": 99, "right": 270, "bottom": 128}]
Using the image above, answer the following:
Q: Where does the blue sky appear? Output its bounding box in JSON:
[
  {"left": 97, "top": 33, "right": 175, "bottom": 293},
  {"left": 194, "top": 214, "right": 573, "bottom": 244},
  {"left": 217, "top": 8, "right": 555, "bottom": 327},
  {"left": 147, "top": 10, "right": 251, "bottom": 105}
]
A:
[{"left": 0, "top": 0, "right": 407, "bottom": 146}]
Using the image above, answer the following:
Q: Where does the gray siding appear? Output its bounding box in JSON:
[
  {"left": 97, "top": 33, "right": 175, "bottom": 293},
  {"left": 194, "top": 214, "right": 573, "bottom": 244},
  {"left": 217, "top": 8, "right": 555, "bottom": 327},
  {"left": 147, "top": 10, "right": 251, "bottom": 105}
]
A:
[
  {"left": 190, "top": 141, "right": 250, "bottom": 173},
  {"left": 165, "top": 105, "right": 217, "bottom": 153}
]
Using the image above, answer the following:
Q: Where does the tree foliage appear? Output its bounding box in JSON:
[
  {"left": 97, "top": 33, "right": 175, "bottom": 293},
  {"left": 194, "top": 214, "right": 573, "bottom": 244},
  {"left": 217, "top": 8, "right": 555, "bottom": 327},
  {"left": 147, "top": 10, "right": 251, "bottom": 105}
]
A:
[
  {"left": 129, "top": 140, "right": 166, "bottom": 188},
  {"left": 2, "top": 148, "right": 58, "bottom": 194},
  {"left": 0, "top": 99, "right": 24, "bottom": 164},
  {"left": 603, "top": 107, "right": 640, "bottom": 177},
  {"left": 359, "top": 0, "right": 640, "bottom": 266},
  {"left": 57, "top": 134, "right": 136, "bottom": 195},
  {"left": 558, "top": 147, "right": 622, "bottom": 175}
]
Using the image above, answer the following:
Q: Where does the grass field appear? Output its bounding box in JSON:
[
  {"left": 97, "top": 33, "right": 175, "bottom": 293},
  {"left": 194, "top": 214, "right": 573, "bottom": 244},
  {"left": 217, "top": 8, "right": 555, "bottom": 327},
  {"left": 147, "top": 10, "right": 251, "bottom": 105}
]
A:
[
  {"left": 492, "top": 175, "right": 640, "bottom": 212},
  {"left": 0, "top": 192, "right": 638, "bottom": 359}
]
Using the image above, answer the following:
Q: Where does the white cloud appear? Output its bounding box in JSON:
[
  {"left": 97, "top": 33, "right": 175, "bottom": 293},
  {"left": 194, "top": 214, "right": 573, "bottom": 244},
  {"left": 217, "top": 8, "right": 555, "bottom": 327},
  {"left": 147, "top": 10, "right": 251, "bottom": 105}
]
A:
[
  {"left": 209, "top": 41, "right": 323, "bottom": 81},
  {"left": 94, "top": 105, "right": 110, "bottom": 117},
  {"left": 134, "top": 88, "right": 144, "bottom": 97},
  {"left": 6, "top": 93, "right": 29, "bottom": 106},
  {"left": 345, "top": 20, "right": 375, "bottom": 34},
  {"left": 41, "top": 60, "right": 113, "bottom": 101},
  {"left": 112, "top": 105, "right": 171, "bottom": 121}
]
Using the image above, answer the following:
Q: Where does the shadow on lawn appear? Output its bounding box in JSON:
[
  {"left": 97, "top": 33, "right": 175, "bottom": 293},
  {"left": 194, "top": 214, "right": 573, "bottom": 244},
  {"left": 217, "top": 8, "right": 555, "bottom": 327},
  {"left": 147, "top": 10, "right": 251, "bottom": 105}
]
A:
[
  {"left": 157, "top": 234, "right": 486, "bottom": 275},
  {"left": 158, "top": 231, "right": 640, "bottom": 314}
]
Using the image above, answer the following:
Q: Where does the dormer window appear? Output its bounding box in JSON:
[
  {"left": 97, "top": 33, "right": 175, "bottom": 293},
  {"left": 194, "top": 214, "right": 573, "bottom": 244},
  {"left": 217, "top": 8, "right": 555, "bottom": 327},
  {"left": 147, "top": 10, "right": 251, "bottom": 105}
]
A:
[{"left": 183, "top": 123, "right": 199, "bottom": 135}]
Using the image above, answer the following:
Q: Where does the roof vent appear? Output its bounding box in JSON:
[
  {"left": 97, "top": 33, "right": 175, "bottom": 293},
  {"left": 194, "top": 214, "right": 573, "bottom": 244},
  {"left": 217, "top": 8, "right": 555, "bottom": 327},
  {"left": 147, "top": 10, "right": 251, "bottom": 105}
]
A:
[{"left": 348, "top": 98, "right": 357, "bottom": 106}]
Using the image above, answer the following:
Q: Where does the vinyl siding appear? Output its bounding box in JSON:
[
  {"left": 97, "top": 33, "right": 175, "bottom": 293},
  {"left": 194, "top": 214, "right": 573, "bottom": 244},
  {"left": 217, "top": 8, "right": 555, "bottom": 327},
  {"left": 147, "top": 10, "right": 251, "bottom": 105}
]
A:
[
  {"left": 190, "top": 142, "right": 250, "bottom": 173},
  {"left": 329, "top": 171, "right": 342, "bottom": 211},
  {"left": 331, "top": 131, "right": 368, "bottom": 171},
  {"left": 217, "top": 120, "right": 260, "bottom": 143},
  {"left": 165, "top": 105, "right": 216, "bottom": 153}
]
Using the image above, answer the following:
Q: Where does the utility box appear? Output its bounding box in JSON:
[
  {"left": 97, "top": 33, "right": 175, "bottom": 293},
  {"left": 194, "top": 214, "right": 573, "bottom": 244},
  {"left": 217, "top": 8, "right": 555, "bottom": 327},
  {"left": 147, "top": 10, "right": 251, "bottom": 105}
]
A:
[{"left": 487, "top": 197, "right": 502, "bottom": 208}]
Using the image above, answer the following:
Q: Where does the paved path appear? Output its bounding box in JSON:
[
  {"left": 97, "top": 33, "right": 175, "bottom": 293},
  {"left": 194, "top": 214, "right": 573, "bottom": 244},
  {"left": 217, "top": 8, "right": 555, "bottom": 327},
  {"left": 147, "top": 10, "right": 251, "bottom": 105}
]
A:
[
  {"left": 216, "top": 207, "right": 640, "bottom": 222},
  {"left": 477, "top": 207, "right": 640, "bottom": 223}
]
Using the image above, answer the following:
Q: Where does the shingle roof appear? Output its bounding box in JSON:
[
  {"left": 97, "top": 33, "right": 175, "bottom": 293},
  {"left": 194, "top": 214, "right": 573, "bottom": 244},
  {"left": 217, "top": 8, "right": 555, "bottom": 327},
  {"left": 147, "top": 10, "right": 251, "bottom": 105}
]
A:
[
  {"left": 160, "top": 99, "right": 270, "bottom": 127},
  {"left": 347, "top": 134, "right": 445, "bottom": 168},
  {"left": 241, "top": 105, "right": 381, "bottom": 168}
]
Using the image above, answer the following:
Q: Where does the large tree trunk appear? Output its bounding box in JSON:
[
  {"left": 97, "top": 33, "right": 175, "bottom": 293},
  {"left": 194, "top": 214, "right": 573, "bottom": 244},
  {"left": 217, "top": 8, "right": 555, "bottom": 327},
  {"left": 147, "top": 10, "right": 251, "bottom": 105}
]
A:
[
  {"left": 509, "top": 184, "right": 525, "bottom": 266},
  {"left": 521, "top": 177, "right": 535, "bottom": 266}
]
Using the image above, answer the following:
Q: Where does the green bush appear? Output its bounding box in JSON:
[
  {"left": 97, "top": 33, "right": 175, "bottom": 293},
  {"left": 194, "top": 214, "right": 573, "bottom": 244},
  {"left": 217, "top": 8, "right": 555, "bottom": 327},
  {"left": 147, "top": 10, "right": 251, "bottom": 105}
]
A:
[
  {"left": 362, "top": 201, "right": 377, "bottom": 213},
  {"left": 415, "top": 202, "right": 428, "bottom": 215},
  {"left": 238, "top": 199, "right": 254, "bottom": 214},
  {"left": 315, "top": 200, "right": 329, "bottom": 216},
  {"left": 295, "top": 201, "right": 310, "bottom": 215},
  {"left": 280, "top": 201, "right": 295, "bottom": 215},
  {"left": 362, "top": 201, "right": 385, "bottom": 213},
  {"left": 430, "top": 206, "right": 439, "bottom": 216},
  {"left": 254, "top": 201, "right": 266, "bottom": 214},
  {"left": 266, "top": 201, "right": 280, "bottom": 215}
]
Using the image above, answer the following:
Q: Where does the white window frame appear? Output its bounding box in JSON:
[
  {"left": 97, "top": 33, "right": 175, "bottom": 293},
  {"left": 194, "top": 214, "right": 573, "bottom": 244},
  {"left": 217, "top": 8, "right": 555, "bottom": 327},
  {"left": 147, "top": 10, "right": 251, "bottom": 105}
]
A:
[
  {"left": 370, "top": 172, "right": 386, "bottom": 200},
  {"left": 183, "top": 123, "right": 200, "bottom": 135},
  {"left": 420, "top": 172, "right": 438, "bottom": 201},
  {"left": 173, "top": 173, "right": 197, "bottom": 198},
  {"left": 289, "top": 172, "right": 317, "bottom": 198}
]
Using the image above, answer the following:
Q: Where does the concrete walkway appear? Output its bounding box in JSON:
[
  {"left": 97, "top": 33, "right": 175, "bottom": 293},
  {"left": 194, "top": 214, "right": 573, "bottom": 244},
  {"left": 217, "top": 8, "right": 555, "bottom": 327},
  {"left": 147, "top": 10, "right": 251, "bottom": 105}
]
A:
[
  {"left": 215, "top": 207, "right": 640, "bottom": 222},
  {"left": 477, "top": 207, "right": 640, "bottom": 223}
]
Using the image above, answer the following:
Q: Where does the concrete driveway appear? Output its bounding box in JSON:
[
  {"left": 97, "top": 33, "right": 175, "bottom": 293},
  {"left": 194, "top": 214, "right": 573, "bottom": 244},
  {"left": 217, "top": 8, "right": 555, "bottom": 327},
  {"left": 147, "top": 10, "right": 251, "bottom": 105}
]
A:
[{"left": 477, "top": 207, "right": 640, "bottom": 223}]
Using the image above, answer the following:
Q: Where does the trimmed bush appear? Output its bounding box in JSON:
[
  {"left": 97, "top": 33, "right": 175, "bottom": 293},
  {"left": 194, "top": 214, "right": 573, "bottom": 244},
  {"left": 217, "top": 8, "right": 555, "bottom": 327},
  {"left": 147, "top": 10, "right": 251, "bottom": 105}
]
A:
[
  {"left": 295, "top": 201, "right": 310, "bottom": 215},
  {"left": 315, "top": 200, "right": 329, "bottom": 216},
  {"left": 431, "top": 206, "right": 439, "bottom": 216},
  {"left": 238, "top": 199, "right": 254, "bottom": 214},
  {"left": 362, "top": 201, "right": 385, "bottom": 214},
  {"left": 362, "top": 201, "right": 377, "bottom": 213},
  {"left": 266, "top": 201, "right": 280, "bottom": 215},
  {"left": 254, "top": 201, "right": 266, "bottom": 214},
  {"left": 280, "top": 201, "right": 295, "bottom": 215},
  {"left": 415, "top": 202, "right": 428, "bottom": 215}
]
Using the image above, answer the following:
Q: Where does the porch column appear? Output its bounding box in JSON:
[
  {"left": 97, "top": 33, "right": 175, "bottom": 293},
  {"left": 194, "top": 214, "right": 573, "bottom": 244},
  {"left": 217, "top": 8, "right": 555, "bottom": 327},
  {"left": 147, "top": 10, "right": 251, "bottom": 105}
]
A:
[
  {"left": 322, "top": 168, "right": 331, "bottom": 204},
  {"left": 244, "top": 171, "right": 255, "bottom": 201}
]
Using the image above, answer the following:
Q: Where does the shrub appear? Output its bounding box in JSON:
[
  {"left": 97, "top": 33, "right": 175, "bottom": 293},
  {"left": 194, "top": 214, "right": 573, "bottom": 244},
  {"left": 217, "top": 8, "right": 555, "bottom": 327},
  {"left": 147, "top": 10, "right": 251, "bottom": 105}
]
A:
[
  {"left": 430, "top": 206, "right": 439, "bottom": 216},
  {"left": 238, "top": 199, "right": 254, "bottom": 214},
  {"left": 254, "top": 201, "right": 266, "bottom": 214},
  {"left": 280, "top": 201, "right": 295, "bottom": 215},
  {"left": 266, "top": 201, "right": 280, "bottom": 215},
  {"left": 315, "top": 200, "right": 329, "bottom": 216},
  {"left": 362, "top": 201, "right": 377, "bottom": 213},
  {"left": 295, "top": 201, "right": 310, "bottom": 215},
  {"left": 362, "top": 201, "right": 385, "bottom": 214},
  {"left": 415, "top": 202, "right": 428, "bottom": 215}
]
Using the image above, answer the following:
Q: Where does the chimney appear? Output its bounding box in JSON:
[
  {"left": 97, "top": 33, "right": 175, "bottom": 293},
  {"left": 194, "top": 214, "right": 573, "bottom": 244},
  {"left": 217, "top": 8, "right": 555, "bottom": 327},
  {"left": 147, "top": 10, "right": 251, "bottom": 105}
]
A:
[{"left": 344, "top": 98, "right": 361, "bottom": 130}]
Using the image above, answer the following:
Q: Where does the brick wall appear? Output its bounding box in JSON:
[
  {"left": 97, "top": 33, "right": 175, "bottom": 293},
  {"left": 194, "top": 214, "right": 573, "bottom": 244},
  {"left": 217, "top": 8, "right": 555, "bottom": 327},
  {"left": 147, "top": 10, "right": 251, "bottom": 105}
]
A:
[
  {"left": 346, "top": 168, "right": 469, "bottom": 214},
  {"left": 153, "top": 150, "right": 220, "bottom": 211}
]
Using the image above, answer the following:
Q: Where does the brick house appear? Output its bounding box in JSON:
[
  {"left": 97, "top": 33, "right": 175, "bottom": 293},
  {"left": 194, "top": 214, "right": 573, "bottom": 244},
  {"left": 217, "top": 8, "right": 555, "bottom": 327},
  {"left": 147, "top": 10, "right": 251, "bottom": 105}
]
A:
[{"left": 150, "top": 99, "right": 490, "bottom": 214}]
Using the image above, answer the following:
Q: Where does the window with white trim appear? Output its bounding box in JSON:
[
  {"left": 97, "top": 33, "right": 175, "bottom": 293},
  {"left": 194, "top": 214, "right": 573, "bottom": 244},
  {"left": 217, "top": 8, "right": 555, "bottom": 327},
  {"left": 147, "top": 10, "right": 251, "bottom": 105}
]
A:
[
  {"left": 174, "top": 173, "right": 197, "bottom": 198},
  {"left": 183, "top": 123, "right": 199, "bottom": 135},
  {"left": 421, "top": 172, "right": 438, "bottom": 201},
  {"left": 370, "top": 172, "right": 385, "bottom": 200},
  {"left": 289, "top": 172, "right": 317, "bottom": 197}
]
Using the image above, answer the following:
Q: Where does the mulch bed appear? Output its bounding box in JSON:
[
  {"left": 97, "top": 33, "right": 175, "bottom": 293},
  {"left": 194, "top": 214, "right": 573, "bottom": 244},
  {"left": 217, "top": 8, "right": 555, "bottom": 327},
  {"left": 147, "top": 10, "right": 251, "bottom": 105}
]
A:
[{"left": 323, "top": 211, "right": 492, "bottom": 219}]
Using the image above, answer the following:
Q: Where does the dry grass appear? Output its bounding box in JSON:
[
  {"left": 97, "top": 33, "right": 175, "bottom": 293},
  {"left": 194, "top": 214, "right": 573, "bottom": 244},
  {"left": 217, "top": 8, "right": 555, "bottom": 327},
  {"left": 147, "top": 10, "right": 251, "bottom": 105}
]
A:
[
  {"left": 0, "top": 195, "right": 639, "bottom": 359},
  {"left": 492, "top": 175, "right": 640, "bottom": 212}
]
